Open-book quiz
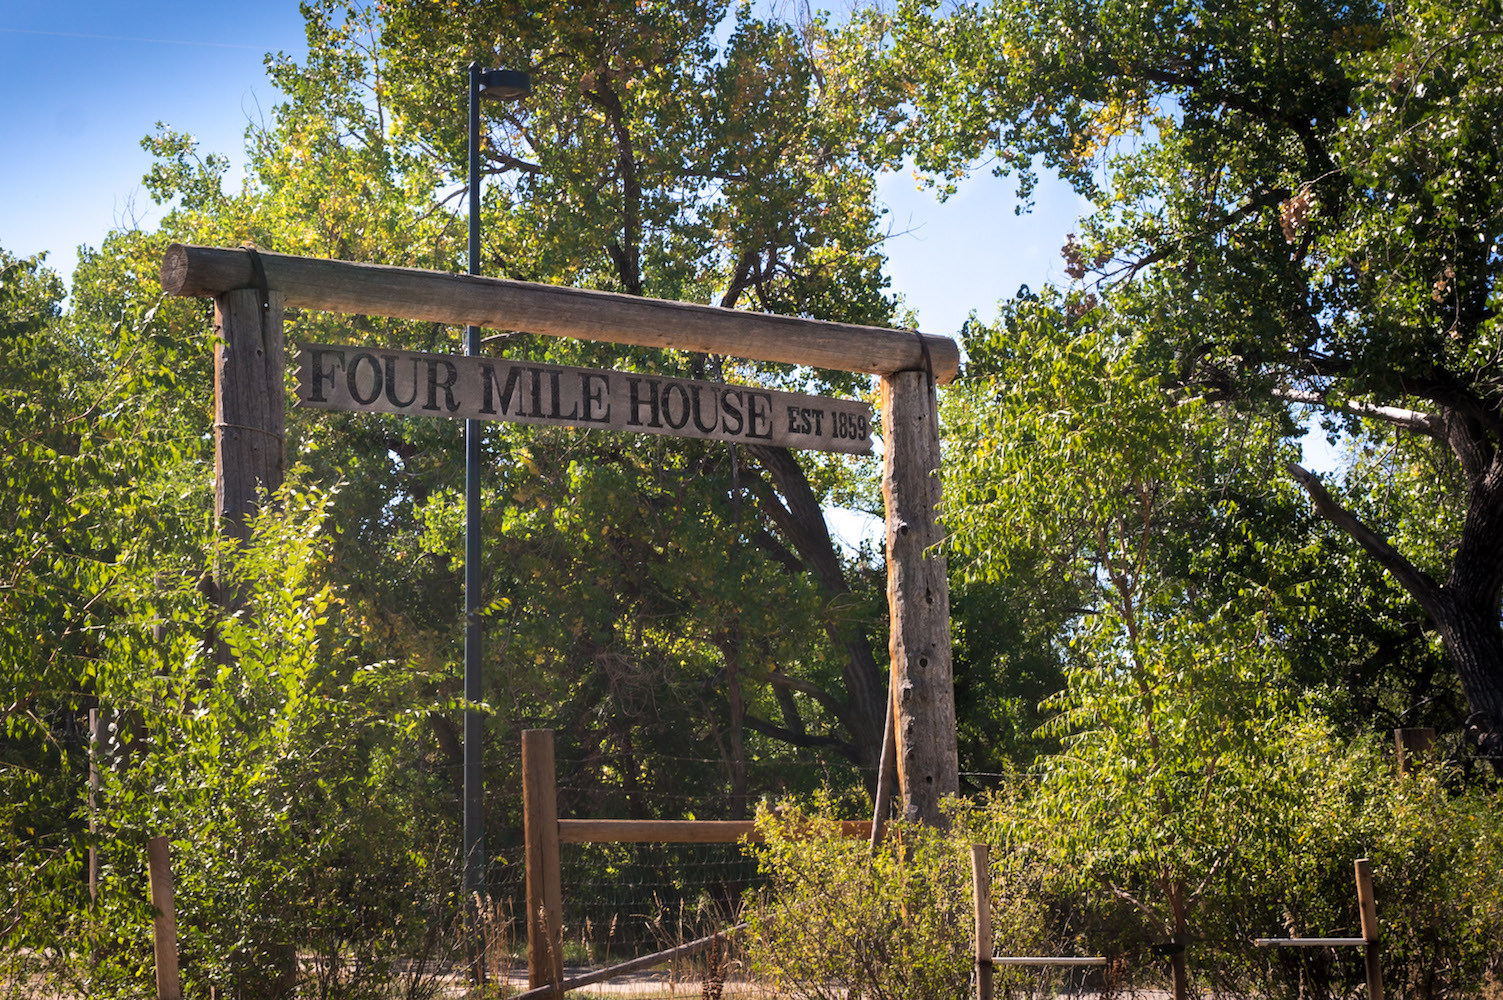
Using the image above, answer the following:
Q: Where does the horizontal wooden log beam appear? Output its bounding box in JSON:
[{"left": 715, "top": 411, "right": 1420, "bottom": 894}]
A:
[
  {"left": 556, "top": 818, "right": 872, "bottom": 843},
  {"left": 988, "top": 957, "right": 1108, "bottom": 967},
  {"left": 161, "top": 244, "right": 960, "bottom": 383},
  {"left": 1253, "top": 938, "right": 1369, "bottom": 948}
]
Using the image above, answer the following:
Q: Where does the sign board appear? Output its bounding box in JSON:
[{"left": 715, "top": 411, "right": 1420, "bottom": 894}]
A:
[{"left": 294, "top": 343, "right": 873, "bottom": 455}]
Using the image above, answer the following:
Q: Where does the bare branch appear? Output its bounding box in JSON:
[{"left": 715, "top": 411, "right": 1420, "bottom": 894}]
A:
[
  {"left": 1274, "top": 388, "right": 1443, "bottom": 436},
  {"left": 759, "top": 668, "right": 846, "bottom": 720}
]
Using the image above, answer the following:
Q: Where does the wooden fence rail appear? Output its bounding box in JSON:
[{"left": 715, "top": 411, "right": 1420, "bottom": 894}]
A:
[
  {"left": 970, "top": 844, "right": 1107, "bottom": 1000},
  {"left": 1253, "top": 858, "right": 1383, "bottom": 1000},
  {"left": 520, "top": 728, "right": 871, "bottom": 997}
]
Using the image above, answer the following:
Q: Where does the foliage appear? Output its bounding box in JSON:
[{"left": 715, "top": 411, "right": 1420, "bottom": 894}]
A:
[
  {"left": 751, "top": 722, "right": 1503, "bottom": 1000},
  {"left": 877, "top": 0, "right": 1503, "bottom": 755},
  {"left": 26, "top": 484, "right": 461, "bottom": 1000},
  {"left": 186, "top": 0, "right": 906, "bottom": 804},
  {"left": 935, "top": 291, "right": 1503, "bottom": 994},
  {"left": 962, "top": 727, "right": 1503, "bottom": 999},
  {"left": 9, "top": 0, "right": 910, "bottom": 991},
  {"left": 748, "top": 803, "right": 973, "bottom": 1000},
  {"left": 0, "top": 240, "right": 214, "bottom": 996}
]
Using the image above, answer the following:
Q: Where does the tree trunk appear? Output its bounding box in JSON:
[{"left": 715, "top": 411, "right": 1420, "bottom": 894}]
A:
[
  {"left": 1168, "top": 879, "right": 1190, "bottom": 1000},
  {"left": 744, "top": 444, "right": 887, "bottom": 773},
  {"left": 1289, "top": 454, "right": 1503, "bottom": 760},
  {"left": 1427, "top": 593, "right": 1503, "bottom": 759}
]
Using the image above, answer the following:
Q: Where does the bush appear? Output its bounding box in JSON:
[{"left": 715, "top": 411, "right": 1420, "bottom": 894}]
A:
[
  {"left": 747, "top": 730, "right": 1503, "bottom": 1000},
  {"left": 747, "top": 804, "right": 973, "bottom": 1000},
  {"left": 4, "top": 485, "right": 466, "bottom": 1000}
]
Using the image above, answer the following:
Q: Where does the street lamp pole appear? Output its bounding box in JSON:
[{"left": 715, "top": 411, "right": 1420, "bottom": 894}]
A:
[{"left": 464, "top": 59, "right": 530, "bottom": 925}]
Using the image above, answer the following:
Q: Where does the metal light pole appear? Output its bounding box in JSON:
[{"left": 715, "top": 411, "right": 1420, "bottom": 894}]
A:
[{"left": 464, "top": 60, "right": 531, "bottom": 928}]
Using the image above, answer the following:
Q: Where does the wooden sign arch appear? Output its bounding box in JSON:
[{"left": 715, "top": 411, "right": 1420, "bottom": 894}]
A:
[{"left": 162, "top": 242, "right": 960, "bottom": 826}]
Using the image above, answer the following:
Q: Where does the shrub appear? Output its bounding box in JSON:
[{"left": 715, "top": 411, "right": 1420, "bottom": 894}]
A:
[{"left": 747, "top": 804, "right": 972, "bottom": 1000}]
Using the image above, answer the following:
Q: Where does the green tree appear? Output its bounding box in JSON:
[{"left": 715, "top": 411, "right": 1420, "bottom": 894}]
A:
[
  {"left": 71, "top": 5, "right": 918, "bottom": 876},
  {"left": 876, "top": 0, "right": 1503, "bottom": 757},
  {"left": 232, "top": 0, "right": 907, "bottom": 793}
]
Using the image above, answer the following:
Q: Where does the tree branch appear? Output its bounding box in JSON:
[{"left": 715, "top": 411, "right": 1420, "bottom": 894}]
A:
[
  {"left": 759, "top": 668, "right": 848, "bottom": 721},
  {"left": 1285, "top": 461, "right": 1445, "bottom": 617},
  {"left": 1273, "top": 388, "right": 1443, "bottom": 436},
  {"left": 1141, "top": 67, "right": 1339, "bottom": 182},
  {"left": 742, "top": 713, "right": 857, "bottom": 761}
]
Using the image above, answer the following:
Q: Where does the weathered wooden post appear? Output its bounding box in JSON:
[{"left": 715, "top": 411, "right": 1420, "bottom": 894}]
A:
[
  {"left": 881, "top": 369, "right": 959, "bottom": 825},
  {"left": 146, "top": 835, "right": 182, "bottom": 1000},
  {"left": 1394, "top": 727, "right": 1435, "bottom": 776},
  {"left": 212, "top": 268, "right": 289, "bottom": 995},
  {"left": 1355, "top": 858, "right": 1383, "bottom": 1000},
  {"left": 523, "top": 729, "right": 564, "bottom": 993},
  {"left": 971, "top": 844, "right": 995, "bottom": 1000},
  {"left": 213, "top": 280, "right": 286, "bottom": 549}
]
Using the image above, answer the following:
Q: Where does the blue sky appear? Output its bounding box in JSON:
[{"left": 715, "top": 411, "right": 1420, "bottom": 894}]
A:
[
  {"left": 0, "top": 3, "right": 309, "bottom": 281},
  {"left": 0, "top": 2, "right": 1085, "bottom": 340}
]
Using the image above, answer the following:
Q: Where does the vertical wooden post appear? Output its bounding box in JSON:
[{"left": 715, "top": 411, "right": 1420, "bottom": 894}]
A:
[
  {"left": 881, "top": 370, "right": 959, "bottom": 826},
  {"left": 88, "top": 709, "right": 101, "bottom": 903},
  {"left": 1394, "top": 728, "right": 1435, "bottom": 776},
  {"left": 213, "top": 285, "right": 286, "bottom": 551},
  {"left": 971, "top": 844, "right": 994, "bottom": 1000},
  {"left": 1355, "top": 858, "right": 1383, "bottom": 1000},
  {"left": 146, "top": 836, "right": 181, "bottom": 1000},
  {"left": 213, "top": 278, "right": 289, "bottom": 995},
  {"left": 523, "top": 729, "right": 564, "bottom": 992}
]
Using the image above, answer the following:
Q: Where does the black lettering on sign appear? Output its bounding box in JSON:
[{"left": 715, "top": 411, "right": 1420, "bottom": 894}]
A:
[
  {"left": 425, "top": 358, "right": 460, "bottom": 413},
  {"left": 294, "top": 343, "right": 872, "bottom": 456},
  {"left": 308, "top": 347, "right": 345, "bottom": 402},
  {"left": 661, "top": 383, "right": 691, "bottom": 430},
  {"left": 384, "top": 356, "right": 418, "bottom": 409},
  {"left": 746, "top": 392, "right": 773, "bottom": 439},
  {"left": 721, "top": 389, "right": 745, "bottom": 435},
  {"left": 691, "top": 384, "right": 717, "bottom": 434},
  {"left": 581, "top": 371, "right": 610, "bottom": 423},
  {"left": 625, "top": 377, "right": 658, "bottom": 428},
  {"left": 479, "top": 362, "right": 525, "bottom": 416},
  {"left": 348, "top": 352, "right": 383, "bottom": 405}
]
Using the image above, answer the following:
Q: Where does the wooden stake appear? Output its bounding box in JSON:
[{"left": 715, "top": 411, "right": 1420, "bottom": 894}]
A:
[
  {"left": 881, "top": 370, "right": 959, "bottom": 826},
  {"left": 971, "top": 844, "right": 994, "bottom": 1000},
  {"left": 146, "top": 836, "right": 181, "bottom": 1000},
  {"left": 1355, "top": 858, "right": 1383, "bottom": 1000},
  {"left": 164, "top": 244, "right": 960, "bottom": 384},
  {"left": 869, "top": 686, "right": 897, "bottom": 851},
  {"left": 523, "top": 729, "right": 564, "bottom": 992},
  {"left": 88, "top": 709, "right": 101, "bottom": 903},
  {"left": 1394, "top": 728, "right": 1435, "bottom": 776}
]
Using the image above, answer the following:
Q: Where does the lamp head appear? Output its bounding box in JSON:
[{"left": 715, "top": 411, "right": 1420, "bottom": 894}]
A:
[{"left": 479, "top": 69, "right": 531, "bottom": 101}]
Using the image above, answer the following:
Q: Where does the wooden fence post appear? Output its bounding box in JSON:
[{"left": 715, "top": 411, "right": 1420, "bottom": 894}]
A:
[
  {"left": 881, "top": 370, "right": 959, "bottom": 826},
  {"left": 971, "top": 844, "right": 994, "bottom": 1000},
  {"left": 88, "top": 709, "right": 101, "bottom": 903},
  {"left": 1354, "top": 858, "right": 1383, "bottom": 1000},
  {"left": 523, "top": 729, "right": 564, "bottom": 992},
  {"left": 213, "top": 278, "right": 293, "bottom": 996},
  {"left": 146, "top": 836, "right": 181, "bottom": 1000},
  {"left": 1394, "top": 728, "right": 1435, "bottom": 776}
]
